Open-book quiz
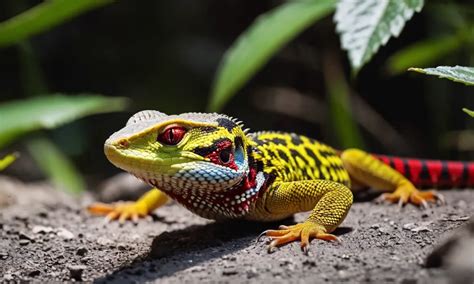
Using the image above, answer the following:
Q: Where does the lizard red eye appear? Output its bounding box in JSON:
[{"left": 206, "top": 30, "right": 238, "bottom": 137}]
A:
[{"left": 157, "top": 127, "right": 187, "bottom": 145}]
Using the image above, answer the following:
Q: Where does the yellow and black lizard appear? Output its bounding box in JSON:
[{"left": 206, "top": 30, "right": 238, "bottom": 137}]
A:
[{"left": 88, "top": 110, "right": 474, "bottom": 253}]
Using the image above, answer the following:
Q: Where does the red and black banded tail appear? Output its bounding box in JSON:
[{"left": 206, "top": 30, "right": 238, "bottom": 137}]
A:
[{"left": 374, "top": 154, "right": 474, "bottom": 189}]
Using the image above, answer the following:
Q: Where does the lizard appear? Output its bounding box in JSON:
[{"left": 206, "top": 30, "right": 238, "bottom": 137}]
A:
[{"left": 88, "top": 110, "right": 474, "bottom": 253}]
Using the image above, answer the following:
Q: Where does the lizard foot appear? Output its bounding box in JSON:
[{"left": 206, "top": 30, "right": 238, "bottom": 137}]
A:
[
  {"left": 259, "top": 222, "right": 339, "bottom": 254},
  {"left": 376, "top": 185, "right": 445, "bottom": 209},
  {"left": 87, "top": 201, "right": 149, "bottom": 224}
]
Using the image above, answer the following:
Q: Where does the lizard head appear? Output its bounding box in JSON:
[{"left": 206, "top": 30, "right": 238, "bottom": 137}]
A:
[{"left": 104, "top": 110, "right": 254, "bottom": 195}]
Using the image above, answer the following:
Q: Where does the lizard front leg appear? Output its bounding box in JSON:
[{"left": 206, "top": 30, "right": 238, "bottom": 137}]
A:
[
  {"left": 88, "top": 188, "right": 169, "bottom": 223},
  {"left": 260, "top": 180, "right": 353, "bottom": 253}
]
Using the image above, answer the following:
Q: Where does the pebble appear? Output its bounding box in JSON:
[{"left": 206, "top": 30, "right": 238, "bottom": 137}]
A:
[
  {"left": 246, "top": 268, "right": 258, "bottom": 279},
  {"left": 67, "top": 264, "right": 87, "bottom": 281},
  {"left": 32, "top": 225, "right": 54, "bottom": 234},
  {"left": 76, "top": 247, "right": 88, "bottom": 256},
  {"left": 97, "top": 237, "right": 113, "bottom": 246},
  {"left": 19, "top": 239, "right": 30, "bottom": 246},
  {"left": 19, "top": 232, "right": 34, "bottom": 241},
  {"left": 57, "top": 228, "right": 75, "bottom": 239}
]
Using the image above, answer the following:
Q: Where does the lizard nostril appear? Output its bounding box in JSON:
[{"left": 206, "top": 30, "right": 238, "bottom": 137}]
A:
[{"left": 118, "top": 140, "right": 129, "bottom": 148}]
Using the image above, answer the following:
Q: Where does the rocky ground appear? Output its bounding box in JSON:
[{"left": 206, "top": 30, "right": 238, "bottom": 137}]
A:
[{"left": 0, "top": 175, "right": 473, "bottom": 283}]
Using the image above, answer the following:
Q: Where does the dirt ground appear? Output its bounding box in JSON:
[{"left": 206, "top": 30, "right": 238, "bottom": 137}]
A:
[{"left": 0, "top": 175, "right": 473, "bottom": 283}]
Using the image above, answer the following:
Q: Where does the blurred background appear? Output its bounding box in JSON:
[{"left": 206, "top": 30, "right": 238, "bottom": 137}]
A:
[{"left": 0, "top": 0, "right": 473, "bottom": 193}]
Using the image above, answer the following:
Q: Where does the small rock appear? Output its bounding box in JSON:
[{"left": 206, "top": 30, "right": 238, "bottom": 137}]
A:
[
  {"left": 246, "top": 267, "right": 258, "bottom": 279},
  {"left": 222, "top": 268, "right": 238, "bottom": 276},
  {"left": 403, "top": 223, "right": 416, "bottom": 230},
  {"left": 57, "top": 228, "right": 74, "bottom": 239},
  {"left": 190, "top": 265, "right": 205, "bottom": 273},
  {"left": 76, "top": 247, "right": 88, "bottom": 256},
  {"left": 67, "top": 264, "right": 87, "bottom": 281},
  {"left": 19, "top": 239, "right": 30, "bottom": 246},
  {"left": 341, "top": 254, "right": 350, "bottom": 260},
  {"left": 302, "top": 260, "right": 317, "bottom": 267},
  {"left": 403, "top": 222, "right": 432, "bottom": 232},
  {"left": 32, "top": 225, "right": 54, "bottom": 234},
  {"left": 19, "top": 232, "right": 34, "bottom": 241},
  {"left": 0, "top": 251, "right": 9, "bottom": 259},
  {"left": 97, "top": 237, "right": 113, "bottom": 246},
  {"left": 370, "top": 224, "right": 380, "bottom": 229},
  {"left": 28, "top": 270, "right": 40, "bottom": 277},
  {"left": 117, "top": 243, "right": 127, "bottom": 251}
]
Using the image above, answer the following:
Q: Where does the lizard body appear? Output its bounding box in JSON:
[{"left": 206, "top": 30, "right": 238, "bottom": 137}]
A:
[{"left": 89, "top": 111, "right": 474, "bottom": 252}]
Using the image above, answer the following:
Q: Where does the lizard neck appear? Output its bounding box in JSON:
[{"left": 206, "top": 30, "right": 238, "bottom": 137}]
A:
[{"left": 166, "top": 163, "right": 267, "bottom": 220}]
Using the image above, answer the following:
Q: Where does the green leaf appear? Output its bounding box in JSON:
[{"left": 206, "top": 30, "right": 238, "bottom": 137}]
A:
[
  {"left": 0, "top": 94, "right": 128, "bottom": 149},
  {"left": 209, "top": 0, "right": 336, "bottom": 112},
  {"left": 463, "top": 108, "right": 474, "bottom": 117},
  {"left": 27, "top": 137, "right": 85, "bottom": 194},
  {"left": 0, "top": 153, "right": 18, "bottom": 171},
  {"left": 0, "top": 0, "right": 113, "bottom": 48},
  {"left": 335, "top": 0, "right": 424, "bottom": 73},
  {"left": 408, "top": 66, "right": 474, "bottom": 86}
]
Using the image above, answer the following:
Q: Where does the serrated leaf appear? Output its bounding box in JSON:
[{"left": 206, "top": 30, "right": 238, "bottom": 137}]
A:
[
  {"left": 463, "top": 108, "right": 474, "bottom": 117},
  {"left": 209, "top": 0, "right": 336, "bottom": 112},
  {"left": 409, "top": 66, "right": 474, "bottom": 86},
  {"left": 0, "top": 0, "right": 113, "bottom": 48},
  {"left": 27, "top": 137, "right": 85, "bottom": 193},
  {"left": 0, "top": 153, "right": 18, "bottom": 171},
  {"left": 335, "top": 0, "right": 424, "bottom": 73},
  {"left": 0, "top": 94, "right": 128, "bottom": 149}
]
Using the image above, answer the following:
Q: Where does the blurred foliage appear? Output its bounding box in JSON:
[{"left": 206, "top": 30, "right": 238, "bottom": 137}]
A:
[
  {"left": 409, "top": 66, "right": 474, "bottom": 86},
  {"left": 323, "top": 53, "right": 364, "bottom": 149},
  {"left": 0, "top": 0, "right": 472, "bottom": 192},
  {"left": 26, "top": 136, "right": 85, "bottom": 194},
  {"left": 0, "top": 0, "right": 113, "bottom": 48},
  {"left": 0, "top": 0, "right": 125, "bottom": 193},
  {"left": 209, "top": 0, "right": 335, "bottom": 111},
  {"left": 210, "top": 0, "right": 425, "bottom": 111},
  {"left": 0, "top": 95, "right": 128, "bottom": 149},
  {"left": 0, "top": 153, "right": 18, "bottom": 171},
  {"left": 387, "top": 27, "right": 473, "bottom": 75}
]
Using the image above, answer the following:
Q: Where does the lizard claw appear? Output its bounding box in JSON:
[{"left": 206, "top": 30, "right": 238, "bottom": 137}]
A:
[
  {"left": 260, "top": 221, "right": 339, "bottom": 253},
  {"left": 88, "top": 201, "right": 149, "bottom": 224},
  {"left": 376, "top": 185, "right": 444, "bottom": 209}
]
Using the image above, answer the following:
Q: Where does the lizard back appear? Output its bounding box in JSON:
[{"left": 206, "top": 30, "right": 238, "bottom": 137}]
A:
[{"left": 249, "top": 132, "right": 351, "bottom": 187}]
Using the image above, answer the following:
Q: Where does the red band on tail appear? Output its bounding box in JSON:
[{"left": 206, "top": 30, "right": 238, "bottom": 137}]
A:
[{"left": 374, "top": 154, "right": 474, "bottom": 189}]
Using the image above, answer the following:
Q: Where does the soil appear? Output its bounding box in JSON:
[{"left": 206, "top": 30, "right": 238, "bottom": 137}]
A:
[{"left": 0, "top": 175, "right": 473, "bottom": 283}]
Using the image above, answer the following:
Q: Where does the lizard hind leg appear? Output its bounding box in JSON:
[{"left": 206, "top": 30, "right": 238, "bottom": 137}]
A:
[{"left": 340, "top": 148, "right": 444, "bottom": 208}]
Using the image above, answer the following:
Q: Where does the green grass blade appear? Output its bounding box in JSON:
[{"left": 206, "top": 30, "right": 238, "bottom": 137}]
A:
[
  {"left": 386, "top": 35, "right": 462, "bottom": 75},
  {"left": 0, "top": 153, "right": 18, "bottom": 171},
  {"left": 463, "top": 108, "right": 474, "bottom": 117},
  {"left": 409, "top": 66, "right": 474, "bottom": 86},
  {"left": 209, "top": 0, "right": 336, "bottom": 112},
  {"left": 0, "top": 0, "right": 113, "bottom": 48},
  {"left": 0, "top": 94, "right": 128, "bottom": 149},
  {"left": 324, "top": 56, "right": 365, "bottom": 149},
  {"left": 27, "top": 137, "right": 85, "bottom": 194}
]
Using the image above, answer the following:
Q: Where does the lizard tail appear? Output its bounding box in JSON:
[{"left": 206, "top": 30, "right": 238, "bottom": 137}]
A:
[{"left": 373, "top": 154, "right": 474, "bottom": 189}]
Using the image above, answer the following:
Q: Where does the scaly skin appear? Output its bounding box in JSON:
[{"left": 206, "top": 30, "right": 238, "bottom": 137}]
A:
[{"left": 88, "top": 110, "right": 473, "bottom": 253}]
